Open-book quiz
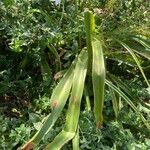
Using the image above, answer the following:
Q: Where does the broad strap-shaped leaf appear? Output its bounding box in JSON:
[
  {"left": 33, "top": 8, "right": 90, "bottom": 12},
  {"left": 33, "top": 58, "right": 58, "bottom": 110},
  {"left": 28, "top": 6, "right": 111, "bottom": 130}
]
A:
[
  {"left": 106, "top": 79, "right": 150, "bottom": 131},
  {"left": 21, "top": 64, "right": 74, "bottom": 150},
  {"left": 64, "top": 50, "right": 88, "bottom": 132},
  {"left": 44, "top": 50, "right": 88, "bottom": 150},
  {"left": 43, "top": 130, "right": 75, "bottom": 150},
  {"left": 92, "top": 37, "right": 105, "bottom": 128}
]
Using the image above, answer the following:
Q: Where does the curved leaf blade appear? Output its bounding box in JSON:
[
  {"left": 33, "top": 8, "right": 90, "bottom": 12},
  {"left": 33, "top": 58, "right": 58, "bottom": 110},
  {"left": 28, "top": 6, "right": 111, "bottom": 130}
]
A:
[
  {"left": 44, "top": 50, "right": 88, "bottom": 150},
  {"left": 119, "top": 41, "right": 150, "bottom": 88},
  {"left": 106, "top": 79, "right": 150, "bottom": 131},
  {"left": 21, "top": 64, "right": 74, "bottom": 150}
]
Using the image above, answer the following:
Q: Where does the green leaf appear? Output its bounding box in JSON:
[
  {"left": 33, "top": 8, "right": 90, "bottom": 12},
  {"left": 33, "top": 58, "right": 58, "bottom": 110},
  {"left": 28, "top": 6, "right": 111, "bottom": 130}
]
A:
[
  {"left": 47, "top": 44, "right": 61, "bottom": 71},
  {"left": 40, "top": 53, "right": 52, "bottom": 82},
  {"left": 44, "top": 50, "right": 88, "bottom": 150},
  {"left": 92, "top": 37, "right": 105, "bottom": 127},
  {"left": 106, "top": 79, "right": 150, "bottom": 131},
  {"left": 72, "top": 126, "right": 80, "bottom": 150},
  {"left": 64, "top": 50, "right": 88, "bottom": 132},
  {"left": 84, "top": 85, "right": 91, "bottom": 111},
  {"left": 21, "top": 63, "right": 74, "bottom": 149},
  {"left": 43, "top": 130, "right": 75, "bottom": 150},
  {"left": 108, "top": 73, "right": 139, "bottom": 101},
  {"left": 109, "top": 87, "right": 119, "bottom": 118},
  {"left": 84, "top": 9, "right": 95, "bottom": 73},
  {"left": 119, "top": 41, "right": 150, "bottom": 88}
]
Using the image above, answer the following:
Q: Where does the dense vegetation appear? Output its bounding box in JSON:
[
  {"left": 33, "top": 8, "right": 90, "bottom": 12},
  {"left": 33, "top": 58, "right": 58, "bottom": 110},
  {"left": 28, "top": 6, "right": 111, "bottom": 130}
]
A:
[{"left": 0, "top": 0, "right": 150, "bottom": 149}]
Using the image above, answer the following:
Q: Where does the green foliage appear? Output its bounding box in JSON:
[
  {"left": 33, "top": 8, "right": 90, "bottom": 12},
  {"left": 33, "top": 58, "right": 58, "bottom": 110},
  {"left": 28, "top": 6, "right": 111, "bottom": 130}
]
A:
[
  {"left": 0, "top": 0, "right": 150, "bottom": 149},
  {"left": 79, "top": 111, "right": 150, "bottom": 150},
  {"left": 0, "top": 116, "right": 31, "bottom": 149}
]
